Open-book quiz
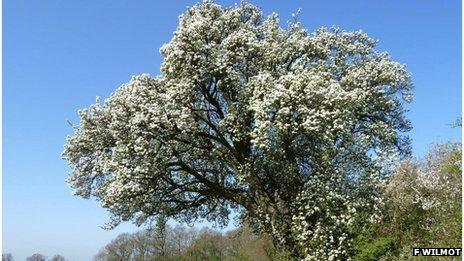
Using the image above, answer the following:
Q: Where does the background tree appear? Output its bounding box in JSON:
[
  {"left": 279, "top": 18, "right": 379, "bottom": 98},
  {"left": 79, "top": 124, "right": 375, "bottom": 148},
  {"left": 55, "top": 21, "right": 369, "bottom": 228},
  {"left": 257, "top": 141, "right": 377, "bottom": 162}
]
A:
[
  {"left": 2, "top": 253, "right": 14, "bottom": 261},
  {"left": 26, "top": 254, "right": 46, "bottom": 261},
  {"left": 350, "top": 142, "right": 462, "bottom": 260},
  {"left": 130, "top": 230, "right": 152, "bottom": 260},
  {"left": 50, "top": 255, "right": 67, "bottom": 261},
  {"left": 168, "top": 225, "right": 198, "bottom": 255},
  {"left": 383, "top": 142, "right": 461, "bottom": 258},
  {"left": 150, "top": 216, "right": 169, "bottom": 257},
  {"left": 63, "top": 1, "right": 412, "bottom": 259},
  {"left": 103, "top": 233, "right": 136, "bottom": 260}
]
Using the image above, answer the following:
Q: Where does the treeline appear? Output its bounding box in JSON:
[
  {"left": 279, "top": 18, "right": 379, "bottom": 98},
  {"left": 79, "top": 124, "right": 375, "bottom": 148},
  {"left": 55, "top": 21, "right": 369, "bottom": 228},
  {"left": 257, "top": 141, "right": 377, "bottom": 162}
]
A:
[
  {"left": 93, "top": 220, "right": 276, "bottom": 261},
  {"left": 94, "top": 142, "right": 461, "bottom": 261},
  {"left": 2, "top": 253, "right": 67, "bottom": 261}
]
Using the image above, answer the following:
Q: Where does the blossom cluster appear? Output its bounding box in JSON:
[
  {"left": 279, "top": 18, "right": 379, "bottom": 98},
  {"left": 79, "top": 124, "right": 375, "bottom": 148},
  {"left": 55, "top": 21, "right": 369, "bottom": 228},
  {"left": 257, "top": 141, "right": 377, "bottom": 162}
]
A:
[{"left": 386, "top": 143, "right": 461, "bottom": 213}]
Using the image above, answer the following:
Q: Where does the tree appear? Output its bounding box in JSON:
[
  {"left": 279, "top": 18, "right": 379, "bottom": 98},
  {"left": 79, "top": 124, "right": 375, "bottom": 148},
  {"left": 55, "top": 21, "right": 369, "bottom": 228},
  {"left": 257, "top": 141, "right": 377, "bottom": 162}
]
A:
[
  {"left": 26, "top": 254, "right": 46, "bottom": 261},
  {"left": 50, "top": 255, "right": 67, "bottom": 261},
  {"left": 63, "top": 1, "right": 412, "bottom": 259},
  {"left": 2, "top": 253, "right": 14, "bottom": 261},
  {"left": 104, "top": 233, "right": 136, "bottom": 260},
  {"left": 382, "top": 142, "right": 461, "bottom": 257}
]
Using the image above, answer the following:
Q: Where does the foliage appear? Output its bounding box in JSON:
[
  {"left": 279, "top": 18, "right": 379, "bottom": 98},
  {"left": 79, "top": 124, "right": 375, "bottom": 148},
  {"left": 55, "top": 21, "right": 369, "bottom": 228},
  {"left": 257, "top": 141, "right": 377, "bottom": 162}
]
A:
[
  {"left": 353, "top": 229, "right": 396, "bottom": 261},
  {"left": 63, "top": 0, "right": 412, "bottom": 258},
  {"left": 356, "top": 142, "right": 462, "bottom": 260}
]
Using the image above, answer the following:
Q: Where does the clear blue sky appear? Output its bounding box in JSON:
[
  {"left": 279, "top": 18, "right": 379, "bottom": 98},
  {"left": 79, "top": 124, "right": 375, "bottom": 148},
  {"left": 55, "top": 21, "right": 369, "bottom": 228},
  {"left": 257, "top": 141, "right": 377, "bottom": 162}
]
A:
[{"left": 4, "top": 0, "right": 461, "bottom": 260}]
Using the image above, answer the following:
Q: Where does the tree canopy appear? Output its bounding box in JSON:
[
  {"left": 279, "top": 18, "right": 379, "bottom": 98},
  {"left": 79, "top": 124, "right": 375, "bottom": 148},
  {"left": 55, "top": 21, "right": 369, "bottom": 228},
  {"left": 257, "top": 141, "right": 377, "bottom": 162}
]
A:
[{"left": 63, "top": 1, "right": 412, "bottom": 259}]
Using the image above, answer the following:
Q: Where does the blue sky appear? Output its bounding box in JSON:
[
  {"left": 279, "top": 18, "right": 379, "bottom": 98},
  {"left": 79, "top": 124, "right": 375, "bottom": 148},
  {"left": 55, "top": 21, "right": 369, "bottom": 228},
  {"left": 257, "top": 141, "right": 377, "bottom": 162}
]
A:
[{"left": 3, "top": 0, "right": 461, "bottom": 260}]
